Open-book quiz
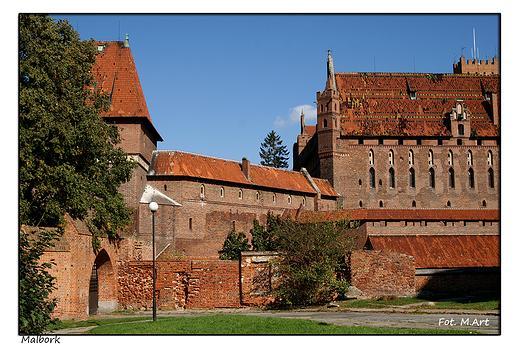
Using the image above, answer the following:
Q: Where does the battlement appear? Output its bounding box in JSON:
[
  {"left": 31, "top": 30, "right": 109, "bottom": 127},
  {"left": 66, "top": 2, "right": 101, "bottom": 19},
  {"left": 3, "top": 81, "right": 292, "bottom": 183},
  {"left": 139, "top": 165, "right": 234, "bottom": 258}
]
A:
[{"left": 453, "top": 56, "right": 499, "bottom": 75}]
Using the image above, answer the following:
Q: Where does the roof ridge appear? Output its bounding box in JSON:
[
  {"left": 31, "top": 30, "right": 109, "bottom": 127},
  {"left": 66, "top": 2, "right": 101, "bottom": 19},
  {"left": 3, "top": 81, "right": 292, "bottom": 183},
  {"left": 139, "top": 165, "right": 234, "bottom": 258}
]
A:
[{"left": 153, "top": 150, "right": 305, "bottom": 174}]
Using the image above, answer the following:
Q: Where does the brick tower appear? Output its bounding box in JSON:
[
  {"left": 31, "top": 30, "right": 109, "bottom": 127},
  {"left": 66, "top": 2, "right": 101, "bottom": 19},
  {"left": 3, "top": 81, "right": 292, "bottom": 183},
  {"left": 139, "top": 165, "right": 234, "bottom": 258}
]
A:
[{"left": 91, "top": 34, "right": 163, "bottom": 236}]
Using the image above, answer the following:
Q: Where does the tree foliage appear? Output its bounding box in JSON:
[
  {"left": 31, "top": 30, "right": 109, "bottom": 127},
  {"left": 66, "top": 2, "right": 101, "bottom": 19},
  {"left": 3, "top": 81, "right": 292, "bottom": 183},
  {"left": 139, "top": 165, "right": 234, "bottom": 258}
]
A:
[
  {"left": 250, "top": 212, "right": 281, "bottom": 252},
  {"left": 19, "top": 227, "right": 58, "bottom": 334},
  {"left": 19, "top": 14, "right": 136, "bottom": 333},
  {"left": 19, "top": 14, "right": 135, "bottom": 236},
  {"left": 259, "top": 130, "right": 290, "bottom": 168},
  {"left": 274, "top": 217, "right": 357, "bottom": 305},
  {"left": 218, "top": 228, "right": 251, "bottom": 260},
  {"left": 248, "top": 214, "right": 358, "bottom": 306}
]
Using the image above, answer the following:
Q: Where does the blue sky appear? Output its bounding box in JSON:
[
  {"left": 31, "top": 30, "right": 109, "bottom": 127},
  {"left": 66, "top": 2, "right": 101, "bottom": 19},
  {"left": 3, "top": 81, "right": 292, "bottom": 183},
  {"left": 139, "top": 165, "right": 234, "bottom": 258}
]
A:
[{"left": 49, "top": 14, "right": 500, "bottom": 166}]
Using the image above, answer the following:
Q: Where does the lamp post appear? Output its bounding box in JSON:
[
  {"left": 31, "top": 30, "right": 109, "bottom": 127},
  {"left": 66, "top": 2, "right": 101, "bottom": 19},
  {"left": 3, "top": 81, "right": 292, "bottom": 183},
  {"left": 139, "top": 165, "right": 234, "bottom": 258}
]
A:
[{"left": 149, "top": 201, "right": 158, "bottom": 321}]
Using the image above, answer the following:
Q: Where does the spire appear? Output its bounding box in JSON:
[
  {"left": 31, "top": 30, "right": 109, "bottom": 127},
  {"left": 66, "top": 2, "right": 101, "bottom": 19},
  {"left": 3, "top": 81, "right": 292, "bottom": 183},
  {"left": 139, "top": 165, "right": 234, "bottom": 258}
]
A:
[
  {"left": 326, "top": 50, "right": 336, "bottom": 90},
  {"left": 300, "top": 110, "right": 307, "bottom": 135}
]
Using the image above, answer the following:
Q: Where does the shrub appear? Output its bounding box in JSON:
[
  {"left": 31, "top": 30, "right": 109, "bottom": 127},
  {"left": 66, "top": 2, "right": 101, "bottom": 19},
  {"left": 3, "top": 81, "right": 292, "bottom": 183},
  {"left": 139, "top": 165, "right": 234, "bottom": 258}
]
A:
[
  {"left": 274, "top": 218, "right": 356, "bottom": 305},
  {"left": 218, "top": 228, "right": 250, "bottom": 260}
]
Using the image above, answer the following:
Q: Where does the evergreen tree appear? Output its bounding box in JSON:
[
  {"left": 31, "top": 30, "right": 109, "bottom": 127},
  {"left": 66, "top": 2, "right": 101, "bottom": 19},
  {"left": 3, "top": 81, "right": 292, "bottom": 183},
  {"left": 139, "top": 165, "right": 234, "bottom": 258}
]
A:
[
  {"left": 259, "top": 130, "right": 290, "bottom": 168},
  {"left": 19, "top": 14, "right": 136, "bottom": 333}
]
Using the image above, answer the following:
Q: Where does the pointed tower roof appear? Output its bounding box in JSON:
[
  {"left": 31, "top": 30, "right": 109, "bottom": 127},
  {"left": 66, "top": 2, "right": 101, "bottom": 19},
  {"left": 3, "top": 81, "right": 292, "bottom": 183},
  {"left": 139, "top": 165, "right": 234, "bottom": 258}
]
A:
[
  {"left": 92, "top": 38, "right": 163, "bottom": 141},
  {"left": 326, "top": 50, "right": 337, "bottom": 90}
]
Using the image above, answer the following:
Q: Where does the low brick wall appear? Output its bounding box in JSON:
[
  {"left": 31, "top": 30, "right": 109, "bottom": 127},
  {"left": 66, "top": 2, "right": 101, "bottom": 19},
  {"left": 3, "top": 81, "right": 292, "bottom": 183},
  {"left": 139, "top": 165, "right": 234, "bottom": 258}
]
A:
[
  {"left": 117, "top": 259, "right": 240, "bottom": 310},
  {"left": 348, "top": 250, "right": 416, "bottom": 299},
  {"left": 240, "top": 251, "right": 280, "bottom": 307}
]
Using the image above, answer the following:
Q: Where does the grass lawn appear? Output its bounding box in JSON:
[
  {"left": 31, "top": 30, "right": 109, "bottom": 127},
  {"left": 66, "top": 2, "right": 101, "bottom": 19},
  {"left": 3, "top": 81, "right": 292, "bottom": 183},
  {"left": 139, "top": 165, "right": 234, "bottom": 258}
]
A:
[
  {"left": 83, "top": 315, "right": 478, "bottom": 335},
  {"left": 336, "top": 293, "right": 499, "bottom": 311}
]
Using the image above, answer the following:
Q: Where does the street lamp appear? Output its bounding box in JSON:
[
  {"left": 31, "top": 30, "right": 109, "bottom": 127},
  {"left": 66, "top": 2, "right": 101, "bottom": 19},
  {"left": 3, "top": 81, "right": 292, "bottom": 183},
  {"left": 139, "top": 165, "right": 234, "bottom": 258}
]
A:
[{"left": 149, "top": 201, "right": 158, "bottom": 321}]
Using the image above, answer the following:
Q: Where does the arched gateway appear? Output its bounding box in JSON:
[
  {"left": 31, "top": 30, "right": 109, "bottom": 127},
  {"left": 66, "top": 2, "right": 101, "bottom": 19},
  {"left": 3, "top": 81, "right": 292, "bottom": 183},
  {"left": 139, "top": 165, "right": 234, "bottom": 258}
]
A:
[{"left": 88, "top": 249, "right": 116, "bottom": 315}]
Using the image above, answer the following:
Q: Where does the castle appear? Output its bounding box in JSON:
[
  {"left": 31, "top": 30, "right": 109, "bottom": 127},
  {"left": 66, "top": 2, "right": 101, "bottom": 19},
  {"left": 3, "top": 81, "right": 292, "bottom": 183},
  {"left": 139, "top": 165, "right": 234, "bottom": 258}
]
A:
[{"left": 35, "top": 36, "right": 499, "bottom": 319}]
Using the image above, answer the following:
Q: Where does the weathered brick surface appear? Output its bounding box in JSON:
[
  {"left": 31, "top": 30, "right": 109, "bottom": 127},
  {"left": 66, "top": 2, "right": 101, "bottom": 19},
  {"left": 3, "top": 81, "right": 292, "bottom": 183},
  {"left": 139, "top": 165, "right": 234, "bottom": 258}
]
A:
[
  {"left": 325, "top": 144, "right": 499, "bottom": 210},
  {"left": 36, "top": 215, "right": 121, "bottom": 320},
  {"left": 240, "top": 252, "right": 280, "bottom": 307},
  {"left": 117, "top": 259, "right": 240, "bottom": 310},
  {"left": 349, "top": 250, "right": 416, "bottom": 298}
]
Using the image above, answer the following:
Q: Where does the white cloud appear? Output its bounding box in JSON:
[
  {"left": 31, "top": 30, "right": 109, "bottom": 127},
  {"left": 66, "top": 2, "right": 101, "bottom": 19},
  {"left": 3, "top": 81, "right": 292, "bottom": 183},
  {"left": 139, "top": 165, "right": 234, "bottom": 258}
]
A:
[{"left": 274, "top": 104, "right": 317, "bottom": 128}]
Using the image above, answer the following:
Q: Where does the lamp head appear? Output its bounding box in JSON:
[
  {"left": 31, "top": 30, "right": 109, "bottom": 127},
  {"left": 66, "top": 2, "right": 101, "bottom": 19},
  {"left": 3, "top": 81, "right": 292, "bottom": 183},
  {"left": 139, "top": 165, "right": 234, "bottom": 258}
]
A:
[{"left": 149, "top": 201, "right": 158, "bottom": 212}]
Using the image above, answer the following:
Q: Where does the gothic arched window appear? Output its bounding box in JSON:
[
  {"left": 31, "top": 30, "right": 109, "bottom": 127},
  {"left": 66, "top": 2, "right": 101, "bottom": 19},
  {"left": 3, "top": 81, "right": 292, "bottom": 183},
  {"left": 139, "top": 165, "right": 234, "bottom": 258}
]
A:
[
  {"left": 429, "top": 168, "right": 435, "bottom": 188},
  {"left": 409, "top": 168, "right": 416, "bottom": 188},
  {"left": 488, "top": 168, "right": 495, "bottom": 189},
  {"left": 448, "top": 168, "right": 455, "bottom": 188},
  {"left": 468, "top": 168, "right": 475, "bottom": 188},
  {"left": 369, "top": 168, "right": 376, "bottom": 188}
]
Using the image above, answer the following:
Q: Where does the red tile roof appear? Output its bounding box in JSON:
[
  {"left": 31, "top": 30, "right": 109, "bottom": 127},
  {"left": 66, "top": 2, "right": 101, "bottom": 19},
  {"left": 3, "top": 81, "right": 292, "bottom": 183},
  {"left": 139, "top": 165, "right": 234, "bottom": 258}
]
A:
[
  {"left": 305, "top": 125, "right": 316, "bottom": 136},
  {"left": 368, "top": 234, "right": 499, "bottom": 268},
  {"left": 149, "top": 151, "right": 338, "bottom": 197},
  {"left": 335, "top": 72, "right": 500, "bottom": 138},
  {"left": 92, "top": 41, "right": 162, "bottom": 140},
  {"left": 298, "top": 209, "right": 500, "bottom": 222}
]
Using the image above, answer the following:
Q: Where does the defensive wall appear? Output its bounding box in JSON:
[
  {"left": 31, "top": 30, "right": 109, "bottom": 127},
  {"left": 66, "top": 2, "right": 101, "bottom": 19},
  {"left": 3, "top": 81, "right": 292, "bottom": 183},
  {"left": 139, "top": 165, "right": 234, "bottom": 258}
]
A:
[{"left": 36, "top": 216, "right": 499, "bottom": 320}]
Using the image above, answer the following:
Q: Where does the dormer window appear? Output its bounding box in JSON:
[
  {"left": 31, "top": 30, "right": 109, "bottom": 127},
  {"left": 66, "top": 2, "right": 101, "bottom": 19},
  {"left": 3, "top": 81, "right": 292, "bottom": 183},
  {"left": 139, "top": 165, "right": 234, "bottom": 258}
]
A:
[
  {"left": 409, "top": 90, "right": 417, "bottom": 100},
  {"left": 453, "top": 100, "right": 468, "bottom": 120}
]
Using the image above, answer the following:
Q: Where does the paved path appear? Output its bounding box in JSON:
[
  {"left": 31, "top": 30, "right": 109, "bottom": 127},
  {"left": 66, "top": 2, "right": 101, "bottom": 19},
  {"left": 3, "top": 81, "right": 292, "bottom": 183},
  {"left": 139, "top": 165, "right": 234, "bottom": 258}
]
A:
[{"left": 49, "top": 305, "right": 499, "bottom": 335}]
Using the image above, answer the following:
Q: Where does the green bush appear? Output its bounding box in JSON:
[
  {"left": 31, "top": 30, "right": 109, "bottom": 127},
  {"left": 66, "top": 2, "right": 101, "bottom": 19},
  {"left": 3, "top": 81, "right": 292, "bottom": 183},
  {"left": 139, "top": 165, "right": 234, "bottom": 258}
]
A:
[
  {"left": 218, "top": 229, "right": 250, "bottom": 260},
  {"left": 274, "top": 217, "right": 356, "bottom": 306}
]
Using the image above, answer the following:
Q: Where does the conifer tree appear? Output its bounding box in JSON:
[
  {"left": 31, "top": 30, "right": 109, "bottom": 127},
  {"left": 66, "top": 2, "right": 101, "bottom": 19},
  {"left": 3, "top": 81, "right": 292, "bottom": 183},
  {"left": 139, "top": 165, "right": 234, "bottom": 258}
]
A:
[{"left": 259, "top": 130, "right": 290, "bottom": 168}]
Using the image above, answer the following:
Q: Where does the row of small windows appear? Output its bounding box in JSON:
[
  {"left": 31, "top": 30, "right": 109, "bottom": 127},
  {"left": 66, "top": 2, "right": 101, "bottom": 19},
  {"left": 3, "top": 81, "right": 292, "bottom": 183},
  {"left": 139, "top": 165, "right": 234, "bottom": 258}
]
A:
[
  {"left": 368, "top": 149, "right": 494, "bottom": 167},
  {"left": 198, "top": 184, "right": 303, "bottom": 205},
  {"left": 359, "top": 199, "right": 489, "bottom": 209},
  {"left": 367, "top": 167, "right": 495, "bottom": 189}
]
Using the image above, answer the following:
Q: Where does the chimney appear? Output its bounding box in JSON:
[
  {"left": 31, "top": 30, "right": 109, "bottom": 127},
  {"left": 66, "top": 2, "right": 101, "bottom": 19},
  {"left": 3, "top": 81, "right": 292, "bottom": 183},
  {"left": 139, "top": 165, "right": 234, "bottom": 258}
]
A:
[
  {"left": 124, "top": 33, "right": 130, "bottom": 48},
  {"left": 242, "top": 157, "right": 251, "bottom": 180},
  {"left": 491, "top": 92, "right": 499, "bottom": 126}
]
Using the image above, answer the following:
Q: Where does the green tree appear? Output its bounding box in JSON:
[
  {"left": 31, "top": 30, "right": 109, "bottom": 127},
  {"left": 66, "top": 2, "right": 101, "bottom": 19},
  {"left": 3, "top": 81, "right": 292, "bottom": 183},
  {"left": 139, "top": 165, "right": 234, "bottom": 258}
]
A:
[
  {"left": 259, "top": 130, "right": 290, "bottom": 168},
  {"left": 19, "top": 14, "right": 135, "bottom": 236},
  {"left": 218, "top": 228, "right": 251, "bottom": 260},
  {"left": 250, "top": 213, "right": 281, "bottom": 251},
  {"left": 19, "top": 14, "right": 135, "bottom": 333},
  {"left": 19, "top": 227, "right": 58, "bottom": 334}
]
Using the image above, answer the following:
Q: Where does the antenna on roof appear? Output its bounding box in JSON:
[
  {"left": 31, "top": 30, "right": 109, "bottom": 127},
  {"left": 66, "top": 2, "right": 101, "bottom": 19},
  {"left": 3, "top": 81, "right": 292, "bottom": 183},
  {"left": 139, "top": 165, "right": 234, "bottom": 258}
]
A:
[
  {"left": 473, "top": 28, "right": 477, "bottom": 60},
  {"left": 118, "top": 20, "right": 121, "bottom": 41}
]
